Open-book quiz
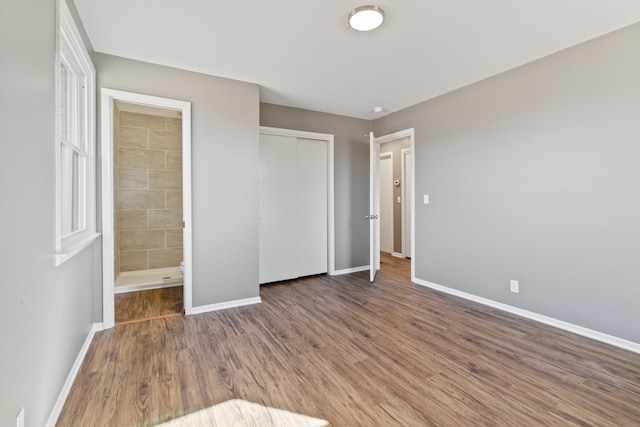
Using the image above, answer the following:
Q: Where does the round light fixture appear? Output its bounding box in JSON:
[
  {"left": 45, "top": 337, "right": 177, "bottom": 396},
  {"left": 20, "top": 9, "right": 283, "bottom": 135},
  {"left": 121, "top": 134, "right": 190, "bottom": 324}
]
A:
[{"left": 349, "top": 5, "right": 385, "bottom": 31}]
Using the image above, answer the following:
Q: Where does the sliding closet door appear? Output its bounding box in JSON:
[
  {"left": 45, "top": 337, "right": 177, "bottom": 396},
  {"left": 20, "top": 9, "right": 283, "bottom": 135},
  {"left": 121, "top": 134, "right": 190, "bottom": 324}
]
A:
[
  {"left": 259, "top": 134, "right": 299, "bottom": 284},
  {"left": 297, "top": 138, "right": 328, "bottom": 276}
]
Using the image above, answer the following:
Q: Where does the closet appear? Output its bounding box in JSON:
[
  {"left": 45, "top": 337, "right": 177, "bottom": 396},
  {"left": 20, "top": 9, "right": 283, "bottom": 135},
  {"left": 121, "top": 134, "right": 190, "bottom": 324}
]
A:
[{"left": 259, "top": 129, "right": 330, "bottom": 284}]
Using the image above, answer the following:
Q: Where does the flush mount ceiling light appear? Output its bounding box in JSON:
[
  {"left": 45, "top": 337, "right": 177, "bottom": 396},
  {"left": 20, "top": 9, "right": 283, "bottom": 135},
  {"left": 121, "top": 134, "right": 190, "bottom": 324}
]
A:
[{"left": 349, "top": 5, "right": 385, "bottom": 31}]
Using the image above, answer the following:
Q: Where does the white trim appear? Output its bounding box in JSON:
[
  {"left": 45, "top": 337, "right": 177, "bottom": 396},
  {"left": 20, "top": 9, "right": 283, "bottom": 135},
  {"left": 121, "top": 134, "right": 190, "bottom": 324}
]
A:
[
  {"left": 114, "top": 282, "right": 181, "bottom": 295},
  {"left": 101, "top": 89, "right": 192, "bottom": 328},
  {"left": 391, "top": 252, "right": 404, "bottom": 258},
  {"left": 55, "top": 0, "right": 97, "bottom": 266},
  {"left": 45, "top": 322, "right": 103, "bottom": 427},
  {"left": 329, "top": 265, "right": 370, "bottom": 275},
  {"left": 189, "top": 297, "right": 262, "bottom": 315},
  {"left": 54, "top": 232, "right": 100, "bottom": 266},
  {"left": 413, "top": 278, "right": 640, "bottom": 354},
  {"left": 400, "top": 147, "right": 412, "bottom": 259},
  {"left": 373, "top": 128, "right": 415, "bottom": 279},
  {"left": 258, "top": 126, "right": 336, "bottom": 275}
]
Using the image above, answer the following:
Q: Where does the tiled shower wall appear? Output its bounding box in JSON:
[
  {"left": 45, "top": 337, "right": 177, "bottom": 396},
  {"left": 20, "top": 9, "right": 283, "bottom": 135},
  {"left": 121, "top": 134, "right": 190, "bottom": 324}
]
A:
[{"left": 116, "top": 110, "right": 183, "bottom": 273}]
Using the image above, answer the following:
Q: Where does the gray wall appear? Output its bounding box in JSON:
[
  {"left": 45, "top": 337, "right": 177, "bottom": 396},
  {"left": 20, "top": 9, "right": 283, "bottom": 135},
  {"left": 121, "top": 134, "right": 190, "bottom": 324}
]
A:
[
  {"left": 96, "top": 54, "right": 260, "bottom": 307},
  {"left": 0, "top": 0, "right": 99, "bottom": 426},
  {"left": 374, "top": 23, "right": 640, "bottom": 343},
  {"left": 260, "top": 103, "right": 372, "bottom": 270}
]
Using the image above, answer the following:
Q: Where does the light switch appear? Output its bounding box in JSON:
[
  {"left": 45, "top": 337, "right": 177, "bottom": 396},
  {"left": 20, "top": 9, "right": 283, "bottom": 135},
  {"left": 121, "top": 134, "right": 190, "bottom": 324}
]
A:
[{"left": 423, "top": 195, "right": 429, "bottom": 204}]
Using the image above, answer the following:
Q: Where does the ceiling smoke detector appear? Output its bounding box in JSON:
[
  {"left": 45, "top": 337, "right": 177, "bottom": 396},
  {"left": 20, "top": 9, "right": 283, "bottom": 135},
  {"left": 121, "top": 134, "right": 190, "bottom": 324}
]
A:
[{"left": 349, "top": 5, "right": 385, "bottom": 32}]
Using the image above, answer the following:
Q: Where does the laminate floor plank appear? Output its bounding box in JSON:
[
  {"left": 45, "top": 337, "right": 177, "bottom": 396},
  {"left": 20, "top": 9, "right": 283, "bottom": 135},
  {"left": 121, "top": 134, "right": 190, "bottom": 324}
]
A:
[
  {"left": 115, "top": 286, "right": 184, "bottom": 324},
  {"left": 57, "top": 254, "right": 640, "bottom": 426}
]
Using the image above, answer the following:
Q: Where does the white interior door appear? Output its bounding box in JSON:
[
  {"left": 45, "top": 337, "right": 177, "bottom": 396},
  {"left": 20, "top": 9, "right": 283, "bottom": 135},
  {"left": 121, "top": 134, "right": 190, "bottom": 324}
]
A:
[
  {"left": 379, "top": 153, "right": 393, "bottom": 254},
  {"left": 298, "top": 138, "right": 328, "bottom": 276},
  {"left": 369, "top": 132, "right": 380, "bottom": 282},
  {"left": 403, "top": 150, "right": 412, "bottom": 258},
  {"left": 259, "top": 134, "right": 299, "bottom": 283}
]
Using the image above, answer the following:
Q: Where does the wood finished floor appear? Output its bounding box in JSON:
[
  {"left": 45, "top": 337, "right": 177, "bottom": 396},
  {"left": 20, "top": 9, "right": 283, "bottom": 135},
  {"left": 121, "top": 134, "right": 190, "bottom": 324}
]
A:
[
  {"left": 115, "top": 286, "right": 184, "bottom": 325},
  {"left": 58, "top": 254, "right": 640, "bottom": 426}
]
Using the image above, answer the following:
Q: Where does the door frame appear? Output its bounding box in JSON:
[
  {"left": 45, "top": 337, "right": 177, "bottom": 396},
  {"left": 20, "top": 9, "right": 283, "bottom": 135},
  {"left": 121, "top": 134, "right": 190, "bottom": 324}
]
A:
[
  {"left": 100, "top": 88, "right": 193, "bottom": 329},
  {"left": 372, "top": 128, "right": 415, "bottom": 281},
  {"left": 400, "top": 147, "right": 412, "bottom": 259},
  {"left": 259, "top": 126, "right": 336, "bottom": 275}
]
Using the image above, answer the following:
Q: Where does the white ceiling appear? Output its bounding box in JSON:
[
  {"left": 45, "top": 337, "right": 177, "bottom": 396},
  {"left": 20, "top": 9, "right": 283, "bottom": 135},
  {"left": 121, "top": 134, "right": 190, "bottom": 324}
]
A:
[{"left": 75, "top": 0, "right": 640, "bottom": 120}]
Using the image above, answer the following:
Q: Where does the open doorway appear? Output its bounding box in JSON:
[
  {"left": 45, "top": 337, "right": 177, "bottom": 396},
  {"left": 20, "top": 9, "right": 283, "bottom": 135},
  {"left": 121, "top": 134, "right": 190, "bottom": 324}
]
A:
[
  {"left": 379, "top": 137, "right": 411, "bottom": 279},
  {"left": 101, "top": 89, "right": 192, "bottom": 329},
  {"left": 112, "top": 101, "right": 184, "bottom": 324},
  {"left": 369, "top": 129, "right": 415, "bottom": 282}
]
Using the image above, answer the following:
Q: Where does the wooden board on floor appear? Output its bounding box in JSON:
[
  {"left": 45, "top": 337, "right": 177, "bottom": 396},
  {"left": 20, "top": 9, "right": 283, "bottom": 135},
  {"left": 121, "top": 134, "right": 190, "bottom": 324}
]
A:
[{"left": 115, "top": 286, "right": 183, "bottom": 324}]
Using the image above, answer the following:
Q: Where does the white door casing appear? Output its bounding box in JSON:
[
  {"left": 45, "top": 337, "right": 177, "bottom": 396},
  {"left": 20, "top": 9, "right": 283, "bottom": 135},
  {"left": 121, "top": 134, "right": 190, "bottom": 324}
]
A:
[
  {"left": 100, "top": 89, "right": 193, "bottom": 328},
  {"left": 401, "top": 148, "right": 412, "bottom": 258}
]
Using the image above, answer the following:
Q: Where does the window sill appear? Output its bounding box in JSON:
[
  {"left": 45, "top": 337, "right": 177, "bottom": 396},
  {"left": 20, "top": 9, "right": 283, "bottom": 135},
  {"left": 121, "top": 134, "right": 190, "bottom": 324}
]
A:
[{"left": 55, "top": 232, "right": 100, "bottom": 267}]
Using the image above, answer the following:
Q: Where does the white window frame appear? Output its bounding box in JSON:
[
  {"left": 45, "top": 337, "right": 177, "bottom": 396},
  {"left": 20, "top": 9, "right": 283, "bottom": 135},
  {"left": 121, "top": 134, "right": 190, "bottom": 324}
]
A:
[{"left": 54, "top": 0, "right": 98, "bottom": 266}]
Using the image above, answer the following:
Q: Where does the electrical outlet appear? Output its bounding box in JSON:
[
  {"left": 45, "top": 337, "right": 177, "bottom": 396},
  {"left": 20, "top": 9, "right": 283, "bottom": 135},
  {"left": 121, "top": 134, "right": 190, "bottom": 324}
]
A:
[
  {"left": 16, "top": 407, "right": 24, "bottom": 427},
  {"left": 510, "top": 280, "right": 519, "bottom": 294}
]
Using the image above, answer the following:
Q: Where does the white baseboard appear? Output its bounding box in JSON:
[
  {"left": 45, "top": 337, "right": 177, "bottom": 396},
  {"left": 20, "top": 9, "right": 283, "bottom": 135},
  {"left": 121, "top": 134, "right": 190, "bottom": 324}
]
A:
[
  {"left": 187, "top": 297, "right": 261, "bottom": 315},
  {"left": 114, "top": 281, "right": 182, "bottom": 294},
  {"left": 391, "top": 252, "right": 404, "bottom": 258},
  {"left": 46, "top": 322, "right": 102, "bottom": 427},
  {"left": 329, "top": 265, "right": 369, "bottom": 275},
  {"left": 413, "top": 278, "right": 640, "bottom": 354}
]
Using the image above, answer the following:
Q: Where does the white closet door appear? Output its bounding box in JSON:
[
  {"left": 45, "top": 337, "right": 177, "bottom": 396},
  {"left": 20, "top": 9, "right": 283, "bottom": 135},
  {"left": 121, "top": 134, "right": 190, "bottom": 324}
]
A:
[
  {"left": 259, "top": 134, "right": 299, "bottom": 284},
  {"left": 297, "top": 138, "right": 328, "bottom": 276}
]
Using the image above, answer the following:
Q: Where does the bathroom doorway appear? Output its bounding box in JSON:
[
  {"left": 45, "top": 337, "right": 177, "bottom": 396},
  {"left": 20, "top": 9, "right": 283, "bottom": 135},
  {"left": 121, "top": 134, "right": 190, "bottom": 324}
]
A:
[{"left": 101, "top": 89, "right": 192, "bottom": 328}]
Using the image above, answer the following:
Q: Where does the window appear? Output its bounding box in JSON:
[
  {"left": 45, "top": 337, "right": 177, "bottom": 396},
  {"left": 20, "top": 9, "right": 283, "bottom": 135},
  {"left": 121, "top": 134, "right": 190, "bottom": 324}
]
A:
[{"left": 55, "top": 1, "right": 97, "bottom": 265}]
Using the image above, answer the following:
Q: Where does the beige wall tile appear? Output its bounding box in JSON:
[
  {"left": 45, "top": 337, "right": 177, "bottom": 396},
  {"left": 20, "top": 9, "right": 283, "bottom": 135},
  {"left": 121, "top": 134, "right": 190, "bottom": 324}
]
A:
[
  {"left": 119, "top": 168, "right": 148, "bottom": 189},
  {"left": 148, "top": 248, "right": 183, "bottom": 269},
  {"left": 149, "top": 129, "right": 181, "bottom": 150},
  {"left": 166, "top": 117, "right": 182, "bottom": 132},
  {"left": 149, "top": 170, "right": 182, "bottom": 190},
  {"left": 119, "top": 190, "right": 165, "bottom": 210},
  {"left": 166, "top": 151, "right": 182, "bottom": 171},
  {"left": 114, "top": 188, "right": 119, "bottom": 210},
  {"left": 166, "top": 191, "right": 183, "bottom": 209},
  {"left": 114, "top": 256, "right": 120, "bottom": 277},
  {"left": 119, "top": 230, "right": 165, "bottom": 251},
  {"left": 149, "top": 210, "right": 182, "bottom": 229},
  {"left": 166, "top": 229, "right": 183, "bottom": 248},
  {"left": 118, "top": 210, "right": 148, "bottom": 230},
  {"left": 120, "top": 111, "right": 165, "bottom": 130},
  {"left": 119, "top": 126, "right": 149, "bottom": 148},
  {"left": 119, "top": 147, "right": 165, "bottom": 169},
  {"left": 120, "top": 250, "right": 149, "bottom": 272}
]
